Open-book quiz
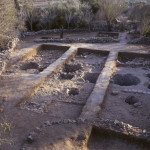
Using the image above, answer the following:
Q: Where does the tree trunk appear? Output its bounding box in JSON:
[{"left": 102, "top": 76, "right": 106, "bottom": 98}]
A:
[
  {"left": 107, "top": 20, "right": 111, "bottom": 32},
  {"left": 68, "top": 22, "right": 70, "bottom": 30},
  {"left": 60, "top": 26, "right": 64, "bottom": 39},
  {"left": 30, "top": 20, "right": 33, "bottom": 31}
]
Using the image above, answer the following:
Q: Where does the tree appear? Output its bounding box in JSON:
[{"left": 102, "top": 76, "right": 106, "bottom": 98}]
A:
[
  {"left": 128, "top": 4, "right": 150, "bottom": 36},
  {"left": 140, "top": 15, "right": 150, "bottom": 36},
  {"left": 79, "top": 2, "right": 94, "bottom": 30},
  {"left": 63, "top": 0, "right": 80, "bottom": 29},
  {"left": 139, "top": 6, "right": 150, "bottom": 36},
  {"left": 24, "top": 3, "right": 39, "bottom": 31},
  {"left": 81, "top": 0, "right": 100, "bottom": 14},
  {"left": 39, "top": 2, "right": 58, "bottom": 30},
  {"left": 98, "top": 0, "right": 126, "bottom": 31}
]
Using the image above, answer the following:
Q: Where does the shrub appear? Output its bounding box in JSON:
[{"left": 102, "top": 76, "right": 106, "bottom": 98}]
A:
[
  {"left": 98, "top": 0, "right": 127, "bottom": 31},
  {"left": 24, "top": 0, "right": 93, "bottom": 31},
  {"left": 128, "top": 4, "right": 150, "bottom": 36},
  {"left": 0, "top": 0, "right": 18, "bottom": 50}
]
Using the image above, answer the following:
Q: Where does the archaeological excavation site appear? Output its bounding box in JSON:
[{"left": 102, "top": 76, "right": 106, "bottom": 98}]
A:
[
  {"left": 1, "top": 0, "right": 150, "bottom": 149},
  {"left": 0, "top": 40, "right": 150, "bottom": 150}
]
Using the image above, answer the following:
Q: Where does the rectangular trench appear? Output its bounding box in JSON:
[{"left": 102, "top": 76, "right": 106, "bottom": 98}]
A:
[
  {"left": 100, "top": 52, "right": 150, "bottom": 131},
  {"left": 3, "top": 44, "right": 69, "bottom": 75},
  {"left": 87, "top": 127, "right": 150, "bottom": 150},
  {"left": 21, "top": 48, "right": 109, "bottom": 119}
]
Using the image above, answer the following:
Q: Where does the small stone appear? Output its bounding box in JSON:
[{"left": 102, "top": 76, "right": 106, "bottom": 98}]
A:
[
  {"left": 44, "top": 121, "right": 51, "bottom": 126},
  {"left": 133, "top": 102, "right": 142, "bottom": 108},
  {"left": 71, "top": 120, "right": 76, "bottom": 123},
  {"left": 27, "top": 135, "right": 34, "bottom": 143},
  {"left": 35, "top": 127, "right": 41, "bottom": 132},
  {"left": 111, "top": 90, "right": 119, "bottom": 96},
  {"left": 63, "top": 119, "right": 69, "bottom": 124},
  {"left": 125, "top": 96, "right": 139, "bottom": 105}
]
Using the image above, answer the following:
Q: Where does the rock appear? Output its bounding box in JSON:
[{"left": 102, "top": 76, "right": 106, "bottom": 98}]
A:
[
  {"left": 128, "top": 37, "right": 150, "bottom": 45},
  {"left": 27, "top": 135, "right": 34, "bottom": 143},
  {"left": 44, "top": 121, "right": 51, "bottom": 126},
  {"left": 35, "top": 127, "right": 41, "bottom": 132},
  {"left": 76, "top": 134, "right": 86, "bottom": 141},
  {"left": 133, "top": 102, "right": 142, "bottom": 108},
  {"left": 111, "top": 90, "right": 119, "bottom": 96},
  {"left": 125, "top": 96, "right": 139, "bottom": 105}
]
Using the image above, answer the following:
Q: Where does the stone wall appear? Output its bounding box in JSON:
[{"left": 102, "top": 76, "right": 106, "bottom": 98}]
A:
[
  {"left": 128, "top": 37, "right": 150, "bottom": 45},
  {"left": 34, "top": 37, "right": 119, "bottom": 44},
  {"left": 0, "top": 38, "right": 19, "bottom": 75},
  {"left": 22, "top": 28, "right": 103, "bottom": 37}
]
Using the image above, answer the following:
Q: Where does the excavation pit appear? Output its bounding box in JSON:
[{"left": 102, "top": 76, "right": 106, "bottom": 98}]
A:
[
  {"left": 147, "top": 74, "right": 150, "bottom": 78},
  {"left": 113, "top": 74, "right": 140, "bottom": 86},
  {"left": 101, "top": 53, "right": 150, "bottom": 130},
  {"left": 84, "top": 73, "right": 99, "bottom": 83},
  {"left": 87, "top": 128, "right": 150, "bottom": 150},
  {"left": 63, "top": 64, "right": 82, "bottom": 73},
  {"left": 125, "top": 96, "right": 139, "bottom": 105},
  {"left": 4, "top": 45, "right": 69, "bottom": 75},
  {"left": 68, "top": 88, "right": 79, "bottom": 96},
  {"left": 60, "top": 73, "right": 74, "bottom": 80},
  {"left": 22, "top": 48, "right": 108, "bottom": 118},
  {"left": 20, "top": 62, "right": 39, "bottom": 70},
  {"left": 117, "top": 52, "right": 150, "bottom": 67}
]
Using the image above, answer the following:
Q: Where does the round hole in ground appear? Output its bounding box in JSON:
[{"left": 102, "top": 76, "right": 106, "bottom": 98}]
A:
[
  {"left": 60, "top": 73, "right": 74, "bottom": 80},
  {"left": 147, "top": 74, "right": 150, "bottom": 78},
  {"left": 38, "top": 67, "right": 47, "bottom": 72},
  {"left": 84, "top": 73, "right": 99, "bottom": 83},
  {"left": 125, "top": 96, "right": 139, "bottom": 105},
  {"left": 20, "top": 62, "right": 39, "bottom": 70},
  {"left": 113, "top": 74, "right": 140, "bottom": 86},
  {"left": 64, "top": 64, "right": 82, "bottom": 73},
  {"left": 68, "top": 88, "right": 79, "bottom": 96}
]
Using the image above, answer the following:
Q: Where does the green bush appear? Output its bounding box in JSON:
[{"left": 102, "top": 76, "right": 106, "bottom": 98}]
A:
[{"left": 24, "top": 0, "right": 93, "bottom": 31}]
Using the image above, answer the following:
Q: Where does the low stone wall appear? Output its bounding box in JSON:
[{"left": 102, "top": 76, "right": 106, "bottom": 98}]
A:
[
  {"left": 23, "top": 28, "right": 91, "bottom": 37},
  {"left": 97, "top": 31, "right": 119, "bottom": 38},
  {"left": 35, "top": 37, "right": 119, "bottom": 44},
  {"left": 0, "top": 38, "right": 19, "bottom": 75},
  {"left": 128, "top": 37, "right": 150, "bottom": 45}
]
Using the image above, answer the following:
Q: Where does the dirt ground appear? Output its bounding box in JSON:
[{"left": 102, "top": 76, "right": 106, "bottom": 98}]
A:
[
  {"left": 3, "top": 49, "right": 66, "bottom": 75},
  {"left": 23, "top": 51, "right": 106, "bottom": 115},
  {"left": 100, "top": 56, "right": 150, "bottom": 131},
  {"left": 1, "top": 31, "right": 150, "bottom": 150}
]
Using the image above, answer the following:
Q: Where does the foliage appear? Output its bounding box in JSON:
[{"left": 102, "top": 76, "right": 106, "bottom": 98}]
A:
[
  {"left": 24, "top": 0, "right": 93, "bottom": 31},
  {"left": 98, "top": 0, "right": 127, "bottom": 31},
  {"left": 0, "top": 0, "right": 18, "bottom": 50},
  {"left": 81, "top": 0, "right": 100, "bottom": 14},
  {"left": 24, "top": 3, "right": 41, "bottom": 31},
  {"left": 128, "top": 4, "right": 150, "bottom": 36},
  {"left": 140, "top": 10, "right": 150, "bottom": 36},
  {"left": 0, "top": 116, "right": 13, "bottom": 146}
]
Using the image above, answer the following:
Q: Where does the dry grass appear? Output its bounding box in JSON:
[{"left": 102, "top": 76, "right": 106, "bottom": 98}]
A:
[{"left": 0, "top": 116, "right": 13, "bottom": 146}]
